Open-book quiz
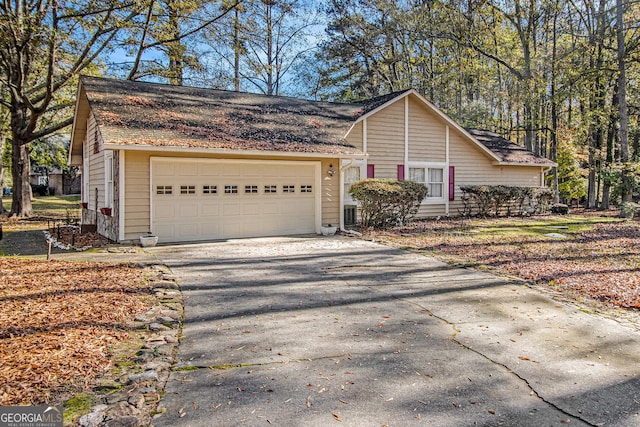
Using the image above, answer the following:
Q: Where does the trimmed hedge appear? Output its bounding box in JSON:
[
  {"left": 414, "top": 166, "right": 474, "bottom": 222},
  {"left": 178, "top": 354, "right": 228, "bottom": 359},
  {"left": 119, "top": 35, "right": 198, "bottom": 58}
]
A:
[
  {"left": 350, "top": 179, "right": 428, "bottom": 228},
  {"left": 459, "top": 185, "right": 554, "bottom": 217}
]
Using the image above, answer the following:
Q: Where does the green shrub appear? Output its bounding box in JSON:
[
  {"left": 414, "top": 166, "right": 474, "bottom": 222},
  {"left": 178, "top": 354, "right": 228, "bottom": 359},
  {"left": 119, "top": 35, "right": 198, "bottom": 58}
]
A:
[
  {"left": 619, "top": 201, "right": 640, "bottom": 219},
  {"left": 460, "top": 185, "right": 553, "bottom": 217},
  {"left": 551, "top": 203, "right": 570, "bottom": 215},
  {"left": 350, "top": 179, "right": 428, "bottom": 228}
]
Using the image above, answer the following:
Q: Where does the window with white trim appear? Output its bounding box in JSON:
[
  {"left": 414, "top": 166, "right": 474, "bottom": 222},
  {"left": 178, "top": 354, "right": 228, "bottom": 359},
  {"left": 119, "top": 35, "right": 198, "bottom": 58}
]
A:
[
  {"left": 245, "top": 185, "right": 258, "bottom": 194},
  {"left": 224, "top": 185, "right": 238, "bottom": 194},
  {"left": 409, "top": 166, "right": 445, "bottom": 200},
  {"left": 104, "top": 151, "right": 114, "bottom": 208},
  {"left": 264, "top": 185, "right": 277, "bottom": 193},
  {"left": 301, "top": 185, "right": 313, "bottom": 193},
  {"left": 283, "top": 185, "right": 295, "bottom": 193},
  {"left": 344, "top": 166, "right": 361, "bottom": 203}
]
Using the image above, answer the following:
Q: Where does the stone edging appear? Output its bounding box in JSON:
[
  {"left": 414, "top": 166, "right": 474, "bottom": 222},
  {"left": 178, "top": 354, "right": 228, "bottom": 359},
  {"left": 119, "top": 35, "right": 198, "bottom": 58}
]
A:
[{"left": 77, "top": 263, "right": 183, "bottom": 427}]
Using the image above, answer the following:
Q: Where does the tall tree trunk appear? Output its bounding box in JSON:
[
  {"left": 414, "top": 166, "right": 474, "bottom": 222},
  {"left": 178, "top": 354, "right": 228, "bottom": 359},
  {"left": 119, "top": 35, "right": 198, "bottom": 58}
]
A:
[
  {"left": 265, "top": 2, "right": 274, "bottom": 96},
  {"left": 168, "top": 2, "right": 184, "bottom": 85},
  {"left": 601, "top": 83, "right": 619, "bottom": 210},
  {"left": 616, "top": 0, "right": 631, "bottom": 204},
  {"left": 0, "top": 135, "right": 5, "bottom": 214},
  {"left": 233, "top": 6, "right": 241, "bottom": 92},
  {"left": 550, "top": 6, "right": 559, "bottom": 203},
  {"left": 11, "top": 140, "right": 32, "bottom": 217}
]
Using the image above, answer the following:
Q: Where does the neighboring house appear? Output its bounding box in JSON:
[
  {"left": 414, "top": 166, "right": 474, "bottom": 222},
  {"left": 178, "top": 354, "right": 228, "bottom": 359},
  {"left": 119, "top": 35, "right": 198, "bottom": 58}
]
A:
[
  {"left": 69, "top": 76, "right": 554, "bottom": 243},
  {"left": 29, "top": 167, "right": 81, "bottom": 196}
]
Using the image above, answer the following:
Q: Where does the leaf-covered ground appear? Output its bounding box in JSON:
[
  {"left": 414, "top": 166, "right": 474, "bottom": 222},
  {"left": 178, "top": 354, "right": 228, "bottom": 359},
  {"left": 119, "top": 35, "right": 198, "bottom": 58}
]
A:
[
  {"left": 0, "top": 258, "right": 151, "bottom": 405},
  {"left": 367, "top": 214, "right": 640, "bottom": 310}
]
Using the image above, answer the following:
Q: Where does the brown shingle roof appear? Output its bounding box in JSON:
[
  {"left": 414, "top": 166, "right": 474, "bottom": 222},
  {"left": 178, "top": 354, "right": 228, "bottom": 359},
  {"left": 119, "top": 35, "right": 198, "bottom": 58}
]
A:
[
  {"left": 466, "top": 128, "right": 556, "bottom": 166},
  {"left": 80, "top": 76, "right": 364, "bottom": 156},
  {"left": 78, "top": 77, "right": 554, "bottom": 166}
]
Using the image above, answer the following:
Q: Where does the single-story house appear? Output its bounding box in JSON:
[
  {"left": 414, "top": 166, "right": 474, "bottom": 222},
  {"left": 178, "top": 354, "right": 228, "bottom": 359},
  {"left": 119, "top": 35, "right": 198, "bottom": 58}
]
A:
[
  {"left": 30, "top": 167, "right": 81, "bottom": 196},
  {"left": 68, "top": 76, "right": 554, "bottom": 243}
]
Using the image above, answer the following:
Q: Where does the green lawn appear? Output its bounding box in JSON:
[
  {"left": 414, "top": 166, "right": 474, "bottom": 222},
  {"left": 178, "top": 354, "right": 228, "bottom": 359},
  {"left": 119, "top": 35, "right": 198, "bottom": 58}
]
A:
[
  {"left": 2, "top": 194, "right": 80, "bottom": 218},
  {"left": 1, "top": 195, "right": 81, "bottom": 231}
]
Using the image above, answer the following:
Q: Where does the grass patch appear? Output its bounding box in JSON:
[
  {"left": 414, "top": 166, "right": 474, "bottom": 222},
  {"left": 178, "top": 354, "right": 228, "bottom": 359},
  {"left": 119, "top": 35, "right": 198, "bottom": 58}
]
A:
[
  {"left": 173, "top": 366, "right": 200, "bottom": 372},
  {"left": 63, "top": 393, "right": 95, "bottom": 426},
  {"left": 2, "top": 195, "right": 80, "bottom": 217},
  {"left": 209, "top": 364, "right": 250, "bottom": 370},
  {"left": 1, "top": 195, "right": 81, "bottom": 231}
]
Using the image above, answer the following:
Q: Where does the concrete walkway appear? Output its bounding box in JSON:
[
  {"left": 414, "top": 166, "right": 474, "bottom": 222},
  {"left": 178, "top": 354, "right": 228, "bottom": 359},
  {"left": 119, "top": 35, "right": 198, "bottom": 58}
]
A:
[{"left": 148, "top": 236, "right": 640, "bottom": 427}]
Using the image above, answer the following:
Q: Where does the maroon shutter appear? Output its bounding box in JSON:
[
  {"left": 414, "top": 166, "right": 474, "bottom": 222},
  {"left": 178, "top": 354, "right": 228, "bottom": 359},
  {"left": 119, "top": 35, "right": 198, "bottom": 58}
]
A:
[
  {"left": 448, "top": 166, "right": 455, "bottom": 201},
  {"left": 367, "top": 164, "right": 375, "bottom": 178},
  {"left": 397, "top": 164, "right": 405, "bottom": 180}
]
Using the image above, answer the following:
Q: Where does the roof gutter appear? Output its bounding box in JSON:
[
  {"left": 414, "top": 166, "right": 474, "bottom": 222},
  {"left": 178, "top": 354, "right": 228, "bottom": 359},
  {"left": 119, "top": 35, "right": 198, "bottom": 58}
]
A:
[
  {"left": 493, "top": 161, "right": 558, "bottom": 168},
  {"left": 103, "top": 143, "right": 368, "bottom": 160}
]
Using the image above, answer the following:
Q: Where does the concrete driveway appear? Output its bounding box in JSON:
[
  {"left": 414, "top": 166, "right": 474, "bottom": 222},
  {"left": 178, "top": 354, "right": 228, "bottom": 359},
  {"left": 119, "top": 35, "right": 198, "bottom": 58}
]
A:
[{"left": 148, "top": 236, "right": 640, "bottom": 427}]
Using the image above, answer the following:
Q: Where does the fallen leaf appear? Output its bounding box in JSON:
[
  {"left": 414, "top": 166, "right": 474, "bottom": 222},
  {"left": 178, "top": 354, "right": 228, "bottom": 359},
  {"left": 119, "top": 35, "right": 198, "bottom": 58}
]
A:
[{"left": 332, "top": 413, "right": 342, "bottom": 422}]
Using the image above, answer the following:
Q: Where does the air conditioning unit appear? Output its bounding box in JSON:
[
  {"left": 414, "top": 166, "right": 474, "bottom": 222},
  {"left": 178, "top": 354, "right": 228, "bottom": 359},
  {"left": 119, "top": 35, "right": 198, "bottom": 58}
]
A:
[{"left": 344, "top": 205, "right": 357, "bottom": 225}]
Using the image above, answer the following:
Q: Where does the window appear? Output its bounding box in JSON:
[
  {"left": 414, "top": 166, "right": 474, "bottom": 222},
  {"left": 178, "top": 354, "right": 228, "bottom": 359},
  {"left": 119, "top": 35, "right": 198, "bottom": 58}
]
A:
[
  {"left": 245, "top": 185, "right": 258, "bottom": 194},
  {"left": 203, "top": 185, "right": 217, "bottom": 194},
  {"left": 157, "top": 185, "right": 173, "bottom": 195},
  {"left": 104, "top": 151, "right": 114, "bottom": 208},
  {"left": 224, "top": 185, "right": 238, "bottom": 194},
  {"left": 180, "top": 185, "right": 196, "bottom": 194},
  {"left": 93, "top": 130, "right": 100, "bottom": 154},
  {"left": 264, "top": 185, "right": 277, "bottom": 193},
  {"left": 344, "top": 166, "right": 360, "bottom": 203},
  {"left": 301, "top": 185, "right": 313, "bottom": 193},
  {"left": 428, "top": 168, "right": 444, "bottom": 198},
  {"left": 409, "top": 166, "right": 444, "bottom": 200},
  {"left": 283, "top": 185, "right": 295, "bottom": 193},
  {"left": 37, "top": 176, "right": 48, "bottom": 186}
]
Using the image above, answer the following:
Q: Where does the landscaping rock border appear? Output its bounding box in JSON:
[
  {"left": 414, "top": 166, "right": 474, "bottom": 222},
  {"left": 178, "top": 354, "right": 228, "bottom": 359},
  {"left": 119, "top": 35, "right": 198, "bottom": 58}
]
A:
[{"left": 77, "top": 264, "right": 183, "bottom": 427}]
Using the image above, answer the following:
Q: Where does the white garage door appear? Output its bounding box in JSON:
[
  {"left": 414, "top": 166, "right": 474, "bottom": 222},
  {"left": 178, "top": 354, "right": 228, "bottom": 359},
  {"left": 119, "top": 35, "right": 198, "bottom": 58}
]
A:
[{"left": 151, "top": 158, "right": 320, "bottom": 242}]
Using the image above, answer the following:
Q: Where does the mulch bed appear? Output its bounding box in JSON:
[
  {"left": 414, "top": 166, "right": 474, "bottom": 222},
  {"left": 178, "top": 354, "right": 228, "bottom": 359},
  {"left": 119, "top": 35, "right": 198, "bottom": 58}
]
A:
[
  {"left": 0, "top": 259, "right": 151, "bottom": 405},
  {"left": 46, "top": 226, "right": 112, "bottom": 249}
]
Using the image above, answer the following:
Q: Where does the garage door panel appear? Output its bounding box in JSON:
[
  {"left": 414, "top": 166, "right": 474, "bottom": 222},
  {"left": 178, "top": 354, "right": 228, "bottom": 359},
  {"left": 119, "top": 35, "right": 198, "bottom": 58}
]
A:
[
  {"left": 178, "top": 204, "right": 198, "bottom": 217},
  {"left": 201, "top": 223, "right": 220, "bottom": 235},
  {"left": 175, "top": 163, "right": 198, "bottom": 176},
  {"left": 200, "top": 202, "right": 221, "bottom": 216},
  {"left": 241, "top": 202, "right": 262, "bottom": 215},
  {"left": 154, "top": 163, "right": 175, "bottom": 177},
  {"left": 152, "top": 159, "right": 318, "bottom": 242},
  {"left": 222, "top": 203, "right": 241, "bottom": 216},
  {"left": 176, "top": 223, "right": 198, "bottom": 238}
]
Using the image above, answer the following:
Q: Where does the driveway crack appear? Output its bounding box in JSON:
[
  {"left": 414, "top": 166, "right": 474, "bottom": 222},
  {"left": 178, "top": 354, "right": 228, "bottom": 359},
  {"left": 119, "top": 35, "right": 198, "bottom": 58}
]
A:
[{"left": 383, "top": 291, "right": 598, "bottom": 427}]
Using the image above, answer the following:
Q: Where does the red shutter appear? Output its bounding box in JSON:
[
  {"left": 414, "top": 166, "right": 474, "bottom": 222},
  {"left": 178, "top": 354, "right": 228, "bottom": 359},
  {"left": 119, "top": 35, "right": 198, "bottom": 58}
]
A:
[
  {"left": 448, "top": 166, "right": 455, "bottom": 201},
  {"left": 367, "top": 164, "right": 375, "bottom": 178},
  {"left": 397, "top": 164, "right": 405, "bottom": 180}
]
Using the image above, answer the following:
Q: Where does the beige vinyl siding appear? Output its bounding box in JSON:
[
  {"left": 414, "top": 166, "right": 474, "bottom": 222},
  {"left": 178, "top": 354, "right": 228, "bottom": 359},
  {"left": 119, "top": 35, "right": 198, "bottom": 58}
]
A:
[
  {"left": 407, "top": 97, "right": 446, "bottom": 162},
  {"left": 448, "top": 130, "right": 542, "bottom": 214},
  {"left": 85, "top": 113, "right": 105, "bottom": 210},
  {"left": 366, "top": 99, "right": 405, "bottom": 178},
  {"left": 123, "top": 150, "right": 341, "bottom": 240},
  {"left": 345, "top": 122, "right": 363, "bottom": 151},
  {"left": 321, "top": 159, "right": 340, "bottom": 227},
  {"left": 124, "top": 150, "right": 151, "bottom": 239}
]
